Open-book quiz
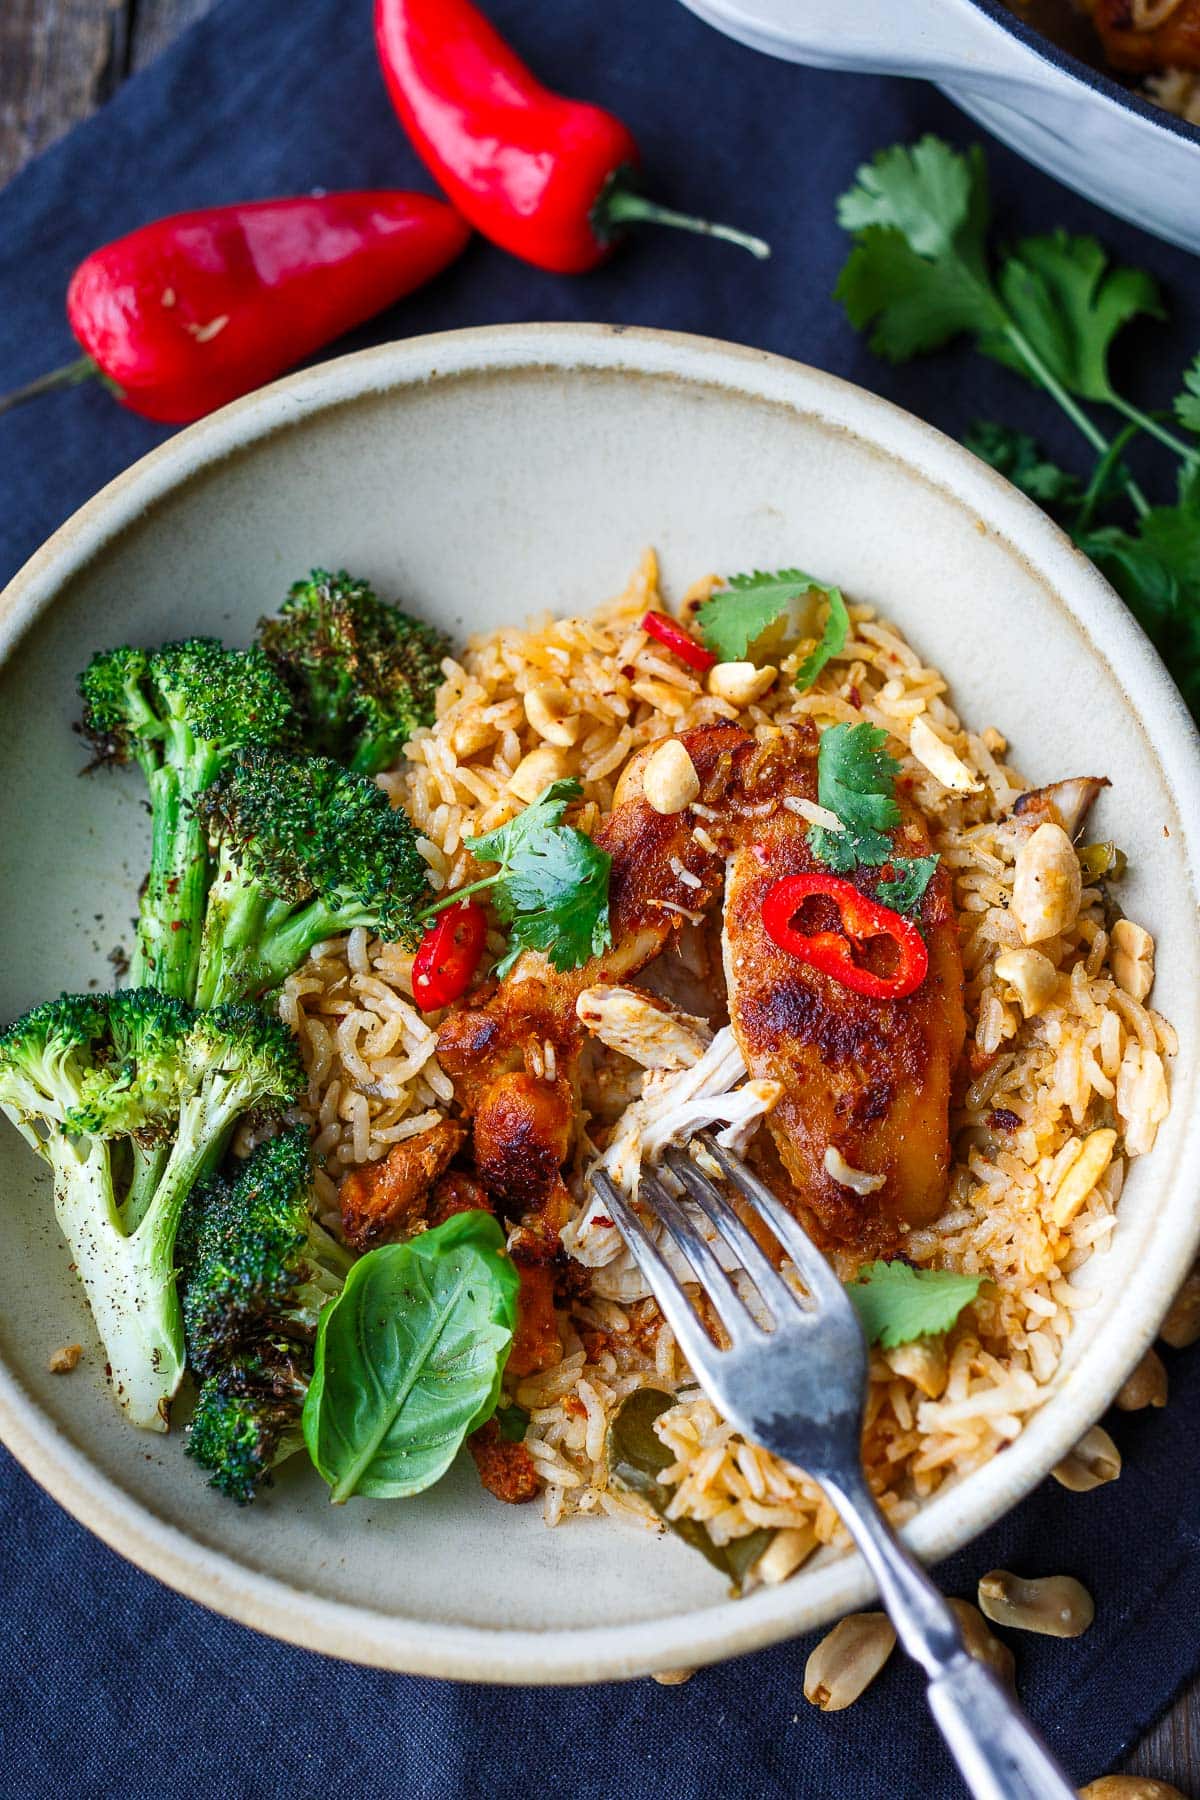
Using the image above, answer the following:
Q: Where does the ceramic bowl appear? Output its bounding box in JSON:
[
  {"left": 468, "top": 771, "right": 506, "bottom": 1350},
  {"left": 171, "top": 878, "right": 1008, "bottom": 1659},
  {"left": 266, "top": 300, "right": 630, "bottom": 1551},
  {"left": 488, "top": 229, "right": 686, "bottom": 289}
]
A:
[
  {"left": 678, "top": 0, "right": 1200, "bottom": 255},
  {"left": 1, "top": 324, "right": 1198, "bottom": 1682}
]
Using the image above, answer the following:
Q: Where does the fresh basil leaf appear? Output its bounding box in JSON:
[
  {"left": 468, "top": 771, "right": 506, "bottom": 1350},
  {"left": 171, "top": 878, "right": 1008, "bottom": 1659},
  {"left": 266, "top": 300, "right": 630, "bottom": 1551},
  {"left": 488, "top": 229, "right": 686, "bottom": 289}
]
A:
[
  {"left": 303, "top": 1211, "right": 520, "bottom": 1503},
  {"left": 606, "top": 1387, "right": 774, "bottom": 1592},
  {"left": 848, "top": 1261, "right": 981, "bottom": 1349},
  {"left": 496, "top": 1403, "right": 530, "bottom": 1443}
]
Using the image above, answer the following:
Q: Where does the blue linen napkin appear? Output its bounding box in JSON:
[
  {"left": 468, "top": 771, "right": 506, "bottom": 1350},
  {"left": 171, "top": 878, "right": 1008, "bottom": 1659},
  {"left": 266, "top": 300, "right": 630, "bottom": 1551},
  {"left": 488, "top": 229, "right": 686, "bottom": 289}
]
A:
[{"left": 1, "top": 2, "right": 1197, "bottom": 1794}]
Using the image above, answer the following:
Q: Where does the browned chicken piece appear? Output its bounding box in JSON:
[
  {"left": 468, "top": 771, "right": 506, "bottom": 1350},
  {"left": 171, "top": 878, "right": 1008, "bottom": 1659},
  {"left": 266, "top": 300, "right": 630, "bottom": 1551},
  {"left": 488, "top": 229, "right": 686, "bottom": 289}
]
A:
[
  {"left": 722, "top": 766, "right": 966, "bottom": 1255},
  {"left": 468, "top": 1419, "right": 541, "bottom": 1504},
  {"left": 1092, "top": 0, "right": 1200, "bottom": 71},
  {"left": 338, "top": 1119, "right": 465, "bottom": 1250},
  {"left": 506, "top": 1260, "right": 563, "bottom": 1376},
  {"left": 427, "top": 1168, "right": 494, "bottom": 1228}
]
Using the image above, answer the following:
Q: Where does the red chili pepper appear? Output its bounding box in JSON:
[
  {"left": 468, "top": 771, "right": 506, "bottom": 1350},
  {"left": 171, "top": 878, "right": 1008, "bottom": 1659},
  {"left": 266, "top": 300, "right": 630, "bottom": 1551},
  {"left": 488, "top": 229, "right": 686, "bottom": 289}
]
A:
[
  {"left": 0, "top": 192, "right": 470, "bottom": 425},
  {"left": 374, "top": 0, "right": 770, "bottom": 274},
  {"left": 640, "top": 611, "right": 716, "bottom": 673},
  {"left": 412, "top": 900, "right": 488, "bottom": 1010},
  {"left": 761, "top": 873, "right": 928, "bottom": 1000}
]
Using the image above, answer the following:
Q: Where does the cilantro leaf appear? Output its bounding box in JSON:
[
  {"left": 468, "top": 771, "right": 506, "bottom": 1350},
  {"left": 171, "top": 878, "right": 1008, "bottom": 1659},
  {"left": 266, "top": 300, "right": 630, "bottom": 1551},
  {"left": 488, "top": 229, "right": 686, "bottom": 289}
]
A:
[
  {"left": 794, "top": 585, "right": 850, "bottom": 692},
  {"left": 848, "top": 1261, "right": 981, "bottom": 1349},
  {"left": 990, "top": 233, "right": 1162, "bottom": 405},
  {"left": 464, "top": 779, "right": 613, "bottom": 978},
  {"left": 964, "top": 422, "right": 1082, "bottom": 511},
  {"left": 1173, "top": 351, "right": 1200, "bottom": 435},
  {"left": 697, "top": 569, "right": 823, "bottom": 663},
  {"left": 876, "top": 854, "right": 939, "bottom": 915},
  {"left": 809, "top": 723, "right": 901, "bottom": 871},
  {"left": 835, "top": 140, "right": 1001, "bottom": 362}
]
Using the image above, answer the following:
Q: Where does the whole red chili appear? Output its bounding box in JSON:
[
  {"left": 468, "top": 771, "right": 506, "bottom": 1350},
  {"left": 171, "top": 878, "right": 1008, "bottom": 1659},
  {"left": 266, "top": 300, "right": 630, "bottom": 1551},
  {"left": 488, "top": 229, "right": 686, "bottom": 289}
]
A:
[
  {"left": 0, "top": 191, "right": 470, "bottom": 425},
  {"left": 374, "top": 0, "right": 770, "bottom": 274},
  {"left": 761, "top": 872, "right": 928, "bottom": 1000},
  {"left": 640, "top": 611, "right": 716, "bottom": 673},
  {"left": 412, "top": 900, "right": 489, "bottom": 1010}
]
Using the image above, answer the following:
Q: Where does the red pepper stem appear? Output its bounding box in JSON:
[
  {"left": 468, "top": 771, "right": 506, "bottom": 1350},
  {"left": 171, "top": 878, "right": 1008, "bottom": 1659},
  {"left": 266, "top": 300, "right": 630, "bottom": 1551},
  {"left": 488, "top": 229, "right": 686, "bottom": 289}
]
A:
[
  {"left": 0, "top": 354, "right": 99, "bottom": 419},
  {"left": 599, "top": 180, "right": 770, "bottom": 261}
]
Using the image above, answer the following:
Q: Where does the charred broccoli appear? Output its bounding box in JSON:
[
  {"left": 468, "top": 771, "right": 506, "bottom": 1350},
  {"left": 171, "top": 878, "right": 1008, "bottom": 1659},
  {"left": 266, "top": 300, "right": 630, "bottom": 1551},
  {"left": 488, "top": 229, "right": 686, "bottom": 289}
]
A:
[
  {"left": 78, "top": 638, "right": 296, "bottom": 999},
  {"left": 257, "top": 569, "right": 449, "bottom": 776},
  {"left": 180, "top": 1128, "right": 352, "bottom": 1501},
  {"left": 0, "top": 991, "right": 303, "bottom": 1430},
  {"left": 192, "top": 747, "right": 430, "bottom": 1006}
]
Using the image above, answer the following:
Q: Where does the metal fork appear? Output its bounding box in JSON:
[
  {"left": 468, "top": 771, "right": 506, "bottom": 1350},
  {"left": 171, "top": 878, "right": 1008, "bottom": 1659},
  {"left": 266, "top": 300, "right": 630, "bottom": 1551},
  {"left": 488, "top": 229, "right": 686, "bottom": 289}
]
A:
[{"left": 590, "top": 1132, "right": 1076, "bottom": 1800}]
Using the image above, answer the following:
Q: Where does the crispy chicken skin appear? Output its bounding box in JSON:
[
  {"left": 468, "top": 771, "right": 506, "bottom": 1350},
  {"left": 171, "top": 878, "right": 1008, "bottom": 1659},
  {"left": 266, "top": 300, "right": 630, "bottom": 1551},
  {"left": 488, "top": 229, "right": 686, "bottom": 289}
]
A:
[
  {"left": 1092, "top": 0, "right": 1200, "bottom": 71},
  {"left": 468, "top": 1420, "right": 540, "bottom": 1504},
  {"left": 339, "top": 1119, "right": 466, "bottom": 1249},
  {"left": 722, "top": 775, "right": 966, "bottom": 1253},
  {"left": 437, "top": 720, "right": 966, "bottom": 1260}
]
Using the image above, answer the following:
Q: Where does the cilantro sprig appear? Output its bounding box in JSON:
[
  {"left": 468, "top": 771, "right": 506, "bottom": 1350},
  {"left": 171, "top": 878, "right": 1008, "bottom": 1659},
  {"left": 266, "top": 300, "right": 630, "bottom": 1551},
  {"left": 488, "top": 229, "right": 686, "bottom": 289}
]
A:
[
  {"left": 697, "top": 568, "right": 849, "bottom": 690},
  {"left": 807, "top": 723, "right": 939, "bottom": 914},
  {"left": 848, "top": 1261, "right": 982, "bottom": 1349},
  {"left": 426, "top": 779, "right": 613, "bottom": 979},
  {"left": 836, "top": 135, "right": 1200, "bottom": 719}
]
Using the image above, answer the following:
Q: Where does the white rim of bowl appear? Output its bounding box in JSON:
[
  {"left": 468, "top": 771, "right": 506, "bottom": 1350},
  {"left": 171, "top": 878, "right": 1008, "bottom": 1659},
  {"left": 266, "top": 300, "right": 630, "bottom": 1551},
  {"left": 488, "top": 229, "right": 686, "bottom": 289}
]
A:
[{"left": 1, "top": 323, "right": 1198, "bottom": 1683}]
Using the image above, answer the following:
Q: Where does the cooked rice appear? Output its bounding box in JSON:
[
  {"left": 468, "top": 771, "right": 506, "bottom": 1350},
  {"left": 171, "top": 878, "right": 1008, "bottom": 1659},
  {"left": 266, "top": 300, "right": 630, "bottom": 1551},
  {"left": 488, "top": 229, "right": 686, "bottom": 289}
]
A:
[{"left": 280, "top": 550, "right": 1173, "bottom": 1579}]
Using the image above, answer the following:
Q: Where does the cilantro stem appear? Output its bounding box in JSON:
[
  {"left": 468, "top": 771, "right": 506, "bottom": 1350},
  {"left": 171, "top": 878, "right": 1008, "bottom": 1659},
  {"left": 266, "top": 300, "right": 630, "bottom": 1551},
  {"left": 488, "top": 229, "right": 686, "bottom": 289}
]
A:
[
  {"left": 1076, "top": 420, "right": 1142, "bottom": 532},
  {"left": 1107, "top": 398, "right": 1199, "bottom": 466},
  {"left": 415, "top": 872, "right": 500, "bottom": 925},
  {"left": 1001, "top": 319, "right": 1151, "bottom": 519}
]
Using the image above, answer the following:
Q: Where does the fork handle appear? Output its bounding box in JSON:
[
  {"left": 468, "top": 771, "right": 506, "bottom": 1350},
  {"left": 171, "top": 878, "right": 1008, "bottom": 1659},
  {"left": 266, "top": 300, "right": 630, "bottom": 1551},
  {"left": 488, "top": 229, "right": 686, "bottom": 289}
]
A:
[{"left": 823, "top": 1472, "right": 1076, "bottom": 1800}]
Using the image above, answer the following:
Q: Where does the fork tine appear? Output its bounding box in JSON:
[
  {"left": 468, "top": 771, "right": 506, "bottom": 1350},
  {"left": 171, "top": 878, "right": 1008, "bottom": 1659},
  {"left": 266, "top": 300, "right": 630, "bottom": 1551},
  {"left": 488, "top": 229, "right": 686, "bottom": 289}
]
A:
[
  {"left": 588, "top": 1170, "right": 724, "bottom": 1373},
  {"left": 694, "top": 1131, "right": 850, "bottom": 1314},
  {"left": 638, "top": 1167, "right": 760, "bottom": 1343},
  {"left": 662, "top": 1145, "right": 800, "bottom": 1321}
]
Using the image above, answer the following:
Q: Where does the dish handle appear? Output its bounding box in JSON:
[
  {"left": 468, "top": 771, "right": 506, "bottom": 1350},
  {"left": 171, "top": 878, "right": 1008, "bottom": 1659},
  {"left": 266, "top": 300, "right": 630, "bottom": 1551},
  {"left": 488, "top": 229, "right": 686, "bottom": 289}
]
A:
[{"left": 677, "top": 0, "right": 1038, "bottom": 88}]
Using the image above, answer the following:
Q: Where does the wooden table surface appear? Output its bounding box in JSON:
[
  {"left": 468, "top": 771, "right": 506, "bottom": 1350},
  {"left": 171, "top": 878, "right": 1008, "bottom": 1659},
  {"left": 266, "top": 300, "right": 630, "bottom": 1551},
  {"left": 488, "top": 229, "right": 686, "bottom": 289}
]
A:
[{"left": 0, "top": 2, "right": 1195, "bottom": 1790}]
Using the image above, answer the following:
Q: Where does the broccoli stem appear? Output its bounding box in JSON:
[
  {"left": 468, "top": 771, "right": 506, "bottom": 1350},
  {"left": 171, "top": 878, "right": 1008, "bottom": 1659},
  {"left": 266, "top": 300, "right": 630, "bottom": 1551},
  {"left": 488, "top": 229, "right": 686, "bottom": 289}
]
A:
[
  {"left": 194, "top": 870, "right": 388, "bottom": 1008},
  {"left": 49, "top": 1135, "right": 185, "bottom": 1432},
  {"left": 128, "top": 761, "right": 215, "bottom": 999}
]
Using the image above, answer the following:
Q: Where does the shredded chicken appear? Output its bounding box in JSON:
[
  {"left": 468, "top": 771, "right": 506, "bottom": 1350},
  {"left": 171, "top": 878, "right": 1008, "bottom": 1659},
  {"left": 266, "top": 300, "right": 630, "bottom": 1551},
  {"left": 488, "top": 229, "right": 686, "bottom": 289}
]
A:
[
  {"left": 338, "top": 1120, "right": 465, "bottom": 1250},
  {"left": 575, "top": 984, "right": 712, "bottom": 1070}
]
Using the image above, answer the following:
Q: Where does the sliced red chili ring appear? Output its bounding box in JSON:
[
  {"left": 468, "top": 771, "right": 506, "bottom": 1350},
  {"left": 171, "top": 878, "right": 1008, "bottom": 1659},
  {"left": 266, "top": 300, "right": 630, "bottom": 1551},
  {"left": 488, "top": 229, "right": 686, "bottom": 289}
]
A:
[
  {"left": 411, "top": 900, "right": 488, "bottom": 1010},
  {"left": 640, "top": 610, "right": 716, "bottom": 673},
  {"left": 760, "top": 872, "right": 928, "bottom": 1000}
]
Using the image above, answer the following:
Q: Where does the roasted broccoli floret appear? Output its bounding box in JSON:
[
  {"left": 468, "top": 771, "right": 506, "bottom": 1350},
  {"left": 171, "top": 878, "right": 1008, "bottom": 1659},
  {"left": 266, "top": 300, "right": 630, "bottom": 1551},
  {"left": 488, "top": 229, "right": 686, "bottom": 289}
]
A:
[
  {"left": 257, "top": 569, "right": 450, "bottom": 776},
  {"left": 192, "top": 747, "right": 430, "bottom": 1006},
  {"left": 0, "top": 992, "right": 303, "bottom": 1431},
  {"left": 180, "top": 1129, "right": 352, "bottom": 1502},
  {"left": 78, "top": 638, "right": 296, "bottom": 1000}
]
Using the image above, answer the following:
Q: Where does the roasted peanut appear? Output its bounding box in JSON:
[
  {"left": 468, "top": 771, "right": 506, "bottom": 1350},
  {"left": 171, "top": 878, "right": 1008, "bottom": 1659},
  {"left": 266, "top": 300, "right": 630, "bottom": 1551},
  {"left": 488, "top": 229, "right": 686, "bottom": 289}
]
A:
[
  {"left": 1011, "top": 822, "right": 1082, "bottom": 944},
  {"left": 1115, "top": 1346, "right": 1168, "bottom": 1411},
  {"left": 642, "top": 739, "right": 700, "bottom": 815},
  {"left": 523, "top": 682, "right": 580, "bottom": 748},
  {"left": 1078, "top": 1780, "right": 1187, "bottom": 1799},
  {"left": 993, "top": 946, "right": 1059, "bottom": 1019},
  {"left": 508, "top": 743, "right": 570, "bottom": 804},
  {"left": 706, "top": 661, "right": 778, "bottom": 708},
  {"left": 948, "top": 1598, "right": 1016, "bottom": 1691},
  {"left": 1051, "top": 1129, "right": 1118, "bottom": 1229},
  {"left": 909, "top": 714, "right": 983, "bottom": 793},
  {"left": 449, "top": 714, "right": 495, "bottom": 758},
  {"left": 47, "top": 1343, "right": 82, "bottom": 1374},
  {"left": 1052, "top": 1425, "right": 1121, "bottom": 1493},
  {"left": 977, "top": 1570, "right": 1094, "bottom": 1638},
  {"left": 1160, "top": 1266, "right": 1200, "bottom": 1350},
  {"left": 883, "top": 1336, "right": 949, "bottom": 1399},
  {"left": 803, "top": 1612, "right": 897, "bottom": 1711},
  {"left": 751, "top": 1524, "right": 819, "bottom": 1587},
  {"left": 651, "top": 1667, "right": 696, "bottom": 1686},
  {"left": 1110, "top": 917, "right": 1154, "bottom": 1003}
]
